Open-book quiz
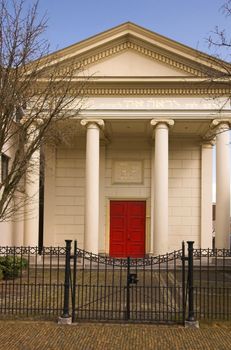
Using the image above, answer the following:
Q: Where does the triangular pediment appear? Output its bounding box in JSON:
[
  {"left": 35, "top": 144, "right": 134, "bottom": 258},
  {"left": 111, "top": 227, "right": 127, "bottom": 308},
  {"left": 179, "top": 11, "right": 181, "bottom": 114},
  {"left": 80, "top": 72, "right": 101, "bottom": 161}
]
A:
[
  {"left": 35, "top": 22, "right": 231, "bottom": 82},
  {"left": 79, "top": 48, "right": 192, "bottom": 77}
]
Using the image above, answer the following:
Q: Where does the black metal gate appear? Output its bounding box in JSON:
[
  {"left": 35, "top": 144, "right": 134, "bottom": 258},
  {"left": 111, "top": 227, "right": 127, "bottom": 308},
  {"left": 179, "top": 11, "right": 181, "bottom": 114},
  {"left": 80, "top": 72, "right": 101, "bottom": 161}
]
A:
[
  {"left": 67, "top": 241, "right": 186, "bottom": 324},
  {"left": 0, "top": 241, "right": 230, "bottom": 322}
]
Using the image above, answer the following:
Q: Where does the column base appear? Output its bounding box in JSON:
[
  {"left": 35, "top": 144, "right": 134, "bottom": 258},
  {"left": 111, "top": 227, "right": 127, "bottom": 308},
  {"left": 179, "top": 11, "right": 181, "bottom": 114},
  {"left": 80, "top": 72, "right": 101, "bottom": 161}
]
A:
[
  {"left": 58, "top": 316, "right": 72, "bottom": 325},
  {"left": 184, "top": 320, "right": 200, "bottom": 328}
]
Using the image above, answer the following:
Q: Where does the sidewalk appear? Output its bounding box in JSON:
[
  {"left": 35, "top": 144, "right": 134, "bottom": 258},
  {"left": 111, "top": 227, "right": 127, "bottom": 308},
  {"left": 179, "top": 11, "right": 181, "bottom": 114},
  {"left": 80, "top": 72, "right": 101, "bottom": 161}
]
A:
[{"left": 0, "top": 320, "right": 230, "bottom": 350}]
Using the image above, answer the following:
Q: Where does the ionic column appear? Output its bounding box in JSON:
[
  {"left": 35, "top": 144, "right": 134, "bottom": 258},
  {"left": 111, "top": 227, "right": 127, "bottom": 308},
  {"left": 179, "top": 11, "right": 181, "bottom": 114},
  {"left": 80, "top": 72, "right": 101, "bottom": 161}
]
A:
[
  {"left": 81, "top": 119, "right": 104, "bottom": 254},
  {"left": 212, "top": 119, "right": 231, "bottom": 249},
  {"left": 24, "top": 126, "right": 40, "bottom": 247},
  {"left": 151, "top": 119, "right": 174, "bottom": 255},
  {"left": 201, "top": 141, "right": 213, "bottom": 249},
  {"left": 150, "top": 143, "right": 155, "bottom": 255}
]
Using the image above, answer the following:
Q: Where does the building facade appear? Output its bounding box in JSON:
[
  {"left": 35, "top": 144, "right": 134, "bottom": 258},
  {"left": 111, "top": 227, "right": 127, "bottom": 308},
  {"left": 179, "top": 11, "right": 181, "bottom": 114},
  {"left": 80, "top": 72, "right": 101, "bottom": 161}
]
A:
[{"left": 1, "top": 23, "right": 231, "bottom": 256}]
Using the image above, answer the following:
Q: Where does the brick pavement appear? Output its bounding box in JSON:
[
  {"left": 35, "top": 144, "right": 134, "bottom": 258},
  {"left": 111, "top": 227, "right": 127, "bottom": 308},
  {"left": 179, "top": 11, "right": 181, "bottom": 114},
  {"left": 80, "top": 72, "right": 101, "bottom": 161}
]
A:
[{"left": 0, "top": 320, "right": 230, "bottom": 350}]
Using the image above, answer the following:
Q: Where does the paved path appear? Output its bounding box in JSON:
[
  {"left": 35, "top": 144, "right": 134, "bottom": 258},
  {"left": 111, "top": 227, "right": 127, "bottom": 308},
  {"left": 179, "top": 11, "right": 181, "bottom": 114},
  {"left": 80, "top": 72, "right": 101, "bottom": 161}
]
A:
[{"left": 0, "top": 320, "right": 230, "bottom": 350}]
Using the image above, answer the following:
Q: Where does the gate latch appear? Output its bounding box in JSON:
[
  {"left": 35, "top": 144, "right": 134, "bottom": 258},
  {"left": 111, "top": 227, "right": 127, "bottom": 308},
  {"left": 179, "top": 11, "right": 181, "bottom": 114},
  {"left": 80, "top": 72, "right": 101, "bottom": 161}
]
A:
[{"left": 128, "top": 273, "right": 138, "bottom": 284}]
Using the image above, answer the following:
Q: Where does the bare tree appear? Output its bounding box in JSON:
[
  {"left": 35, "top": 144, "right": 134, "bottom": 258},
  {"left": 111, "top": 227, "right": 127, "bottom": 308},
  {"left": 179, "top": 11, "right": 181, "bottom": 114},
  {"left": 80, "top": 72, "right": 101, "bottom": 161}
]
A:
[
  {"left": 203, "top": 0, "right": 231, "bottom": 140},
  {"left": 204, "top": 0, "right": 231, "bottom": 81},
  {"left": 208, "top": 0, "right": 231, "bottom": 54},
  {"left": 0, "top": 0, "right": 86, "bottom": 221}
]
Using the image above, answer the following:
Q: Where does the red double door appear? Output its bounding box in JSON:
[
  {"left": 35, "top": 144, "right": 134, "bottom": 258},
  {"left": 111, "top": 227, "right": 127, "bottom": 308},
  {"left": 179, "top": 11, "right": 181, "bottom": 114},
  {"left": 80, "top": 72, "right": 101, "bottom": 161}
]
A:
[{"left": 110, "top": 201, "right": 146, "bottom": 258}]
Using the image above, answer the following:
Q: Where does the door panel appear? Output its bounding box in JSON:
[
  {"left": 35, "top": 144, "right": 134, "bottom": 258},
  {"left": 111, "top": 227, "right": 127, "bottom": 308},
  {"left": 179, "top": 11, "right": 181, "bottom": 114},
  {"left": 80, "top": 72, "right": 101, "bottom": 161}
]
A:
[
  {"left": 110, "top": 201, "right": 127, "bottom": 257},
  {"left": 110, "top": 201, "right": 146, "bottom": 258}
]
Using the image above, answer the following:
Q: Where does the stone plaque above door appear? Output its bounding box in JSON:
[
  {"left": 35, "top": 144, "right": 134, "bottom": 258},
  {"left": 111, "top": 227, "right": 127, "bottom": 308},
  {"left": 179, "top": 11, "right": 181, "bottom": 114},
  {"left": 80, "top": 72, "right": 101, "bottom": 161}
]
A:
[{"left": 112, "top": 160, "right": 143, "bottom": 184}]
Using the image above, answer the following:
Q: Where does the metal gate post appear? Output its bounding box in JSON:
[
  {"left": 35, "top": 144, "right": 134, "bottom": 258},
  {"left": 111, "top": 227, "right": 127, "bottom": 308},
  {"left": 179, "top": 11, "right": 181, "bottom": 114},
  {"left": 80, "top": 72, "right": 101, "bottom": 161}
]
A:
[
  {"left": 72, "top": 240, "right": 77, "bottom": 322},
  {"left": 58, "top": 239, "right": 72, "bottom": 324},
  {"left": 126, "top": 257, "right": 130, "bottom": 320},
  {"left": 185, "top": 241, "right": 199, "bottom": 328},
  {"left": 182, "top": 241, "right": 186, "bottom": 323}
]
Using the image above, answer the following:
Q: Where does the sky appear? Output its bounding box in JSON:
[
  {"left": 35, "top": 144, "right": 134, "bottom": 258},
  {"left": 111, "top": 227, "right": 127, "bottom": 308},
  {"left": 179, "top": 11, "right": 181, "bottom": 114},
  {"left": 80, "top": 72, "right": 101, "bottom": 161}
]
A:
[
  {"left": 27, "top": 0, "right": 230, "bottom": 202},
  {"left": 34, "top": 0, "right": 230, "bottom": 58}
]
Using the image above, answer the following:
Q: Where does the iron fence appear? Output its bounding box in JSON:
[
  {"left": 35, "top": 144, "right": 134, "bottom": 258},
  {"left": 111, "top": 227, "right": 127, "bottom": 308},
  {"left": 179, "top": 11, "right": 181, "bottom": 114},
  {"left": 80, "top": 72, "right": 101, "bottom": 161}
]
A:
[
  {"left": 0, "top": 242, "right": 230, "bottom": 324},
  {"left": 70, "top": 241, "right": 185, "bottom": 323},
  {"left": 0, "top": 246, "right": 66, "bottom": 319},
  {"left": 193, "top": 248, "right": 231, "bottom": 320}
]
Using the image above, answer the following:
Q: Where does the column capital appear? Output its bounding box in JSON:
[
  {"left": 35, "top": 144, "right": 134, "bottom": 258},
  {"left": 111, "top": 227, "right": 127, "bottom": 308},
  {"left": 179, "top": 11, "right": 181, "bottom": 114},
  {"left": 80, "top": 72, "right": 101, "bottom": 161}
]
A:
[
  {"left": 20, "top": 116, "right": 44, "bottom": 127},
  {"left": 203, "top": 119, "right": 231, "bottom": 141},
  {"left": 80, "top": 119, "right": 104, "bottom": 129},
  {"left": 150, "top": 119, "right": 174, "bottom": 128},
  {"left": 210, "top": 119, "right": 231, "bottom": 130},
  {"left": 201, "top": 139, "right": 215, "bottom": 148}
]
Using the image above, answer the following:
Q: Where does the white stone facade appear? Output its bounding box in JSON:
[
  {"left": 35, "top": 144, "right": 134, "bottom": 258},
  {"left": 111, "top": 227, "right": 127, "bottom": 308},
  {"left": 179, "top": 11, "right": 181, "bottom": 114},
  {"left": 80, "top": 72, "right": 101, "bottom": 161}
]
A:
[
  {"left": 1, "top": 23, "right": 230, "bottom": 255},
  {"left": 42, "top": 135, "right": 204, "bottom": 254}
]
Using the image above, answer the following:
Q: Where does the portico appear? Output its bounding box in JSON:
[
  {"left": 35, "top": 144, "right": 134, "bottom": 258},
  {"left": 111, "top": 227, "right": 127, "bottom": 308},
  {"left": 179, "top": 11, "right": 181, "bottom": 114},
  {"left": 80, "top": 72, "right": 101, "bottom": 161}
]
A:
[
  {"left": 1, "top": 23, "right": 231, "bottom": 256},
  {"left": 40, "top": 110, "right": 227, "bottom": 255}
]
